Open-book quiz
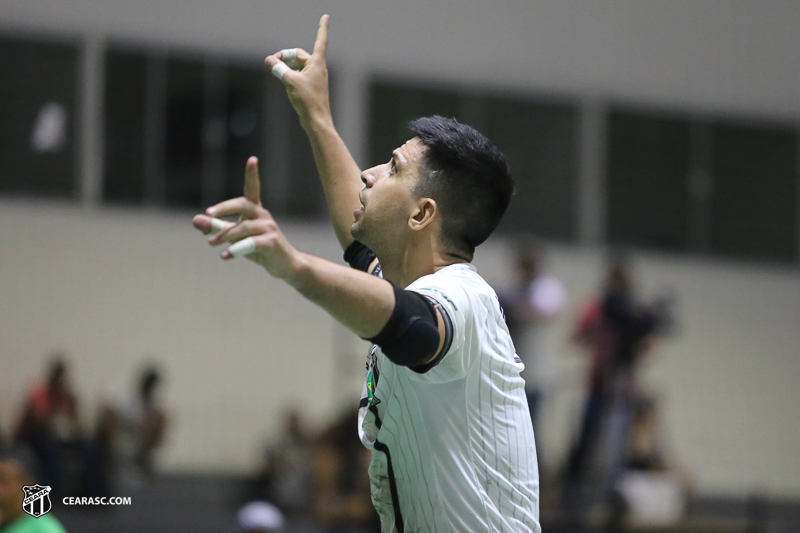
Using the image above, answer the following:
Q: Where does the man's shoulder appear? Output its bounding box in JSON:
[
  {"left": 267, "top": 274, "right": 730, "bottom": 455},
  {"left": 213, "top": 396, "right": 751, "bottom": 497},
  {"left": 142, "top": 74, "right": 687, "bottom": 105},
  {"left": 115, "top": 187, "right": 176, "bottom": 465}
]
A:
[{"left": 408, "top": 263, "right": 496, "bottom": 313}]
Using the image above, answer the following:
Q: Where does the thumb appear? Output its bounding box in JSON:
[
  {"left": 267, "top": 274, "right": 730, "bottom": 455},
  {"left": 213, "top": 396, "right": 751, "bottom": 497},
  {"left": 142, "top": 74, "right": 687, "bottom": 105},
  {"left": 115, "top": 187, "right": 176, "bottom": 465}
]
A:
[{"left": 266, "top": 56, "right": 300, "bottom": 85}]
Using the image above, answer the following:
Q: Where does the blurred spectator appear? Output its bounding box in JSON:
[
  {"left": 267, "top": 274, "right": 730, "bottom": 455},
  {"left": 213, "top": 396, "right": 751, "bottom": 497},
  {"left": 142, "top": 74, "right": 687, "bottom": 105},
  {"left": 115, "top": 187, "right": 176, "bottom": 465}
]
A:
[
  {"left": 499, "top": 240, "right": 565, "bottom": 437},
  {"left": 608, "top": 397, "right": 689, "bottom": 529},
  {"left": 563, "top": 258, "right": 668, "bottom": 519},
  {"left": 252, "top": 408, "right": 376, "bottom": 532},
  {"left": 626, "top": 397, "right": 667, "bottom": 472},
  {"left": 237, "top": 500, "right": 285, "bottom": 532},
  {"left": 254, "top": 409, "right": 312, "bottom": 519},
  {"left": 96, "top": 364, "right": 168, "bottom": 490},
  {"left": 311, "top": 409, "right": 378, "bottom": 533},
  {"left": 0, "top": 447, "right": 67, "bottom": 532},
  {"left": 13, "top": 354, "right": 89, "bottom": 493}
]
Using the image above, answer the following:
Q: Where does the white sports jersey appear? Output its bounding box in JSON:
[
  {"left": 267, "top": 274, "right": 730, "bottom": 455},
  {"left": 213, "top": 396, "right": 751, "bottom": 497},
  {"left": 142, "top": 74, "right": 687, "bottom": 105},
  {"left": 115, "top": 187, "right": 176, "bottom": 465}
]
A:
[{"left": 358, "top": 263, "right": 541, "bottom": 533}]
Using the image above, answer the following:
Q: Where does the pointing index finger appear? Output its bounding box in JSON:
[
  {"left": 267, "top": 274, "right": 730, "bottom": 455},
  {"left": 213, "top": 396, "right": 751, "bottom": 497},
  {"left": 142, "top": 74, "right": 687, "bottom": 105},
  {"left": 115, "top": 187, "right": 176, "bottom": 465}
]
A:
[
  {"left": 311, "top": 14, "right": 329, "bottom": 63},
  {"left": 244, "top": 156, "right": 261, "bottom": 205}
]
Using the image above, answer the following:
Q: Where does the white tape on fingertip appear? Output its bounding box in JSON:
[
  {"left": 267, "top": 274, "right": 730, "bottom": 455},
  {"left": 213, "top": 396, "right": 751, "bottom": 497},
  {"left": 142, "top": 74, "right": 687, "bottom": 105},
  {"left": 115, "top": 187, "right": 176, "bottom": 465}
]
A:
[
  {"left": 281, "top": 48, "right": 299, "bottom": 67},
  {"left": 271, "top": 61, "right": 291, "bottom": 80},
  {"left": 228, "top": 237, "right": 257, "bottom": 258},
  {"left": 209, "top": 217, "right": 227, "bottom": 235}
]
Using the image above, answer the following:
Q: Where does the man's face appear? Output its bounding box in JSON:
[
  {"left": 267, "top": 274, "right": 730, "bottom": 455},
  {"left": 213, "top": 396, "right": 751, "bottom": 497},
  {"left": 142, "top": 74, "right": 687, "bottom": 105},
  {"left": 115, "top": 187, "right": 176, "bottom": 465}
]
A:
[{"left": 351, "top": 137, "right": 426, "bottom": 249}]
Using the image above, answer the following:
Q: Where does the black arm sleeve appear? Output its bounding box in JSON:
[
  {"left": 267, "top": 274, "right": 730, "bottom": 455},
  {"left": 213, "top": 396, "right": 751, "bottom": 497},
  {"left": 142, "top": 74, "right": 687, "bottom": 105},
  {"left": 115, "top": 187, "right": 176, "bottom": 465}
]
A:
[
  {"left": 368, "top": 281, "right": 445, "bottom": 371},
  {"left": 344, "top": 240, "right": 377, "bottom": 273}
]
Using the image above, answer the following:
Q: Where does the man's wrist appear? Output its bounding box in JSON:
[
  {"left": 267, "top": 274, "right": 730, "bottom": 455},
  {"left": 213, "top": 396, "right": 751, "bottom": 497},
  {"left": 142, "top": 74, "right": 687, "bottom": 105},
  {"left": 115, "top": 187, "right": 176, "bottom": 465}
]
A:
[
  {"left": 281, "top": 250, "right": 314, "bottom": 288},
  {"left": 301, "top": 111, "right": 336, "bottom": 137}
]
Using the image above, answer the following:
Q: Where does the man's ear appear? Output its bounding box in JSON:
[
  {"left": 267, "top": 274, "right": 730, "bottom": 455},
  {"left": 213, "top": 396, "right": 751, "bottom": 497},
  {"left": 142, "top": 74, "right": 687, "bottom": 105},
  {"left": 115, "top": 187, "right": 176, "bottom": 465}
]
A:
[{"left": 409, "top": 197, "right": 437, "bottom": 231}]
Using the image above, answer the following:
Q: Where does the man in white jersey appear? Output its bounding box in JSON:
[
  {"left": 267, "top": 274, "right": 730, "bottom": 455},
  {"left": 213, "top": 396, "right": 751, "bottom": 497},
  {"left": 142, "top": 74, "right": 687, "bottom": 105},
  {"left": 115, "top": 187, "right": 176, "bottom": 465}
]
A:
[{"left": 193, "top": 15, "right": 540, "bottom": 533}]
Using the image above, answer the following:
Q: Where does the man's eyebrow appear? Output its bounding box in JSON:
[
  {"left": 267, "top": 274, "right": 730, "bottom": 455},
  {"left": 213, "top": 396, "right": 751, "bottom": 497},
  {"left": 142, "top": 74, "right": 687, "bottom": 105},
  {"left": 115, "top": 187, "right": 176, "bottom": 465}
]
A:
[{"left": 392, "top": 150, "right": 403, "bottom": 166}]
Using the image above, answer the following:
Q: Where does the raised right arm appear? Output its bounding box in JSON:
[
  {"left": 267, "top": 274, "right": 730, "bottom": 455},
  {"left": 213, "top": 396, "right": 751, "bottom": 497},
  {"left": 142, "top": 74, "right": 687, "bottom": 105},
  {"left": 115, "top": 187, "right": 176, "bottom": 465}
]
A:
[{"left": 265, "top": 15, "right": 362, "bottom": 251}]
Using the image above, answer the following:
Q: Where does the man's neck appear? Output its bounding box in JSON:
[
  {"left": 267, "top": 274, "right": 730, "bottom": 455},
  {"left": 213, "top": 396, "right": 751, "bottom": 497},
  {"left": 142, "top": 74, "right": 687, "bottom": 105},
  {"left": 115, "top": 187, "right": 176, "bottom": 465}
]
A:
[{"left": 377, "top": 237, "right": 468, "bottom": 288}]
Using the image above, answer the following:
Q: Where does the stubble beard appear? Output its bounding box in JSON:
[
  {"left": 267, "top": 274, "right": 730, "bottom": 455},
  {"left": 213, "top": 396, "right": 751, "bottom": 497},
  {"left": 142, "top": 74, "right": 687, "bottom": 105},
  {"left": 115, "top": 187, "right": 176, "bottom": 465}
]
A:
[
  {"left": 351, "top": 217, "right": 373, "bottom": 249},
  {"left": 351, "top": 216, "right": 387, "bottom": 258}
]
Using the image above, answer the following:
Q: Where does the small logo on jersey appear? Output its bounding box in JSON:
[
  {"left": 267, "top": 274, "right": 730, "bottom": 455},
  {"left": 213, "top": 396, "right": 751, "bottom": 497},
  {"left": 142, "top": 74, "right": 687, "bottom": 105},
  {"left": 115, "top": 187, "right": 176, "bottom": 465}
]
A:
[
  {"left": 366, "top": 345, "right": 381, "bottom": 407},
  {"left": 367, "top": 369, "right": 374, "bottom": 398},
  {"left": 22, "top": 484, "right": 52, "bottom": 518},
  {"left": 366, "top": 369, "right": 382, "bottom": 407},
  {"left": 514, "top": 356, "right": 522, "bottom": 364}
]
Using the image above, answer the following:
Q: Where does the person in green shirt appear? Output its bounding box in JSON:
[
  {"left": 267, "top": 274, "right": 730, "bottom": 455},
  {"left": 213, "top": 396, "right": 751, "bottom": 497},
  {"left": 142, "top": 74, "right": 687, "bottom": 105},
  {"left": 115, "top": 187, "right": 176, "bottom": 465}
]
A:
[{"left": 0, "top": 451, "right": 67, "bottom": 533}]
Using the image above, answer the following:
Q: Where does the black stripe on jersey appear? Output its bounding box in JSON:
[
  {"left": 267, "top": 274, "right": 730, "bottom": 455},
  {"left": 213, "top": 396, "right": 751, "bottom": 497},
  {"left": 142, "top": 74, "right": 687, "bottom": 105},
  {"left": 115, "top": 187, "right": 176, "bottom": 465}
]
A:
[
  {"left": 373, "top": 438, "right": 404, "bottom": 533},
  {"left": 368, "top": 389, "right": 402, "bottom": 532},
  {"left": 369, "top": 404, "right": 383, "bottom": 430},
  {"left": 410, "top": 295, "right": 454, "bottom": 374},
  {"left": 373, "top": 356, "right": 381, "bottom": 388}
]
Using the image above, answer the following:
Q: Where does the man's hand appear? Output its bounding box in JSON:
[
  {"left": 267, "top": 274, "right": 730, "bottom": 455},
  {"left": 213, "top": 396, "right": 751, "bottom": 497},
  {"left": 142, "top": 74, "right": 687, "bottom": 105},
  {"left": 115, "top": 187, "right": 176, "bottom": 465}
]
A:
[
  {"left": 265, "top": 14, "right": 331, "bottom": 130},
  {"left": 192, "top": 157, "right": 301, "bottom": 280},
  {"left": 264, "top": 14, "right": 363, "bottom": 251}
]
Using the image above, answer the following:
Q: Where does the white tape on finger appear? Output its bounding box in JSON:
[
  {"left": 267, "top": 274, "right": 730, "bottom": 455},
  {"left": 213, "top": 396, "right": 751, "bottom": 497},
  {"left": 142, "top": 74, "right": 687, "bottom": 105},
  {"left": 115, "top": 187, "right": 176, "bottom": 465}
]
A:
[
  {"left": 228, "top": 237, "right": 257, "bottom": 258},
  {"left": 281, "top": 48, "right": 299, "bottom": 68},
  {"left": 271, "top": 61, "right": 291, "bottom": 80},
  {"left": 209, "top": 217, "right": 228, "bottom": 235}
]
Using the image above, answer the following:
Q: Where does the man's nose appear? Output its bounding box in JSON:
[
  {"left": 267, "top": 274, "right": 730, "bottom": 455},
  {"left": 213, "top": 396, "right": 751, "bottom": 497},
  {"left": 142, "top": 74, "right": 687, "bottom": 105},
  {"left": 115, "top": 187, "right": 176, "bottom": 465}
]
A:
[{"left": 361, "top": 170, "right": 377, "bottom": 187}]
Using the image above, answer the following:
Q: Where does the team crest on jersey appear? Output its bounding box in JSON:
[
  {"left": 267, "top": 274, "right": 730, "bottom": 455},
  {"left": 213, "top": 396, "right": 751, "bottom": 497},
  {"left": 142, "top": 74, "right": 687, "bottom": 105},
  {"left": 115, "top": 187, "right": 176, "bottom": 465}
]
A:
[
  {"left": 22, "top": 484, "right": 52, "bottom": 518},
  {"left": 366, "top": 345, "right": 381, "bottom": 407}
]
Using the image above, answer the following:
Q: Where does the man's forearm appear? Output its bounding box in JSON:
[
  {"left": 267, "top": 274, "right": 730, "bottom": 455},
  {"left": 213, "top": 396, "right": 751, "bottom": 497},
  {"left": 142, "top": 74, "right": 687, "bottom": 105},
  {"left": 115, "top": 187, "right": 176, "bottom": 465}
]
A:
[
  {"left": 285, "top": 251, "right": 393, "bottom": 339},
  {"left": 303, "top": 115, "right": 363, "bottom": 251}
]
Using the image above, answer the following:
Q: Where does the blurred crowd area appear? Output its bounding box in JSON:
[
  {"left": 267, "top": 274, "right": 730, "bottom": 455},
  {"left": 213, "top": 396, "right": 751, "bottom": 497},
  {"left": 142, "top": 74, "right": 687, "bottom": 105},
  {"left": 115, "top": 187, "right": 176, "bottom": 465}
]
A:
[
  {"left": 1, "top": 244, "right": 710, "bottom": 533},
  {"left": 3, "top": 242, "right": 799, "bottom": 533},
  {"left": 0, "top": 357, "right": 168, "bottom": 496}
]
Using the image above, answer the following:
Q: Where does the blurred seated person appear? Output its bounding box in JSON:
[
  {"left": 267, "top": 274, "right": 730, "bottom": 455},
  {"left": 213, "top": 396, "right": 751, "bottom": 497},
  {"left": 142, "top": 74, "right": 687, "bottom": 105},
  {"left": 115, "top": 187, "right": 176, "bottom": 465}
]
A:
[
  {"left": 96, "top": 364, "right": 168, "bottom": 488},
  {"left": 254, "top": 410, "right": 312, "bottom": 519},
  {"left": 14, "top": 354, "right": 84, "bottom": 492},
  {"left": 0, "top": 448, "right": 67, "bottom": 533},
  {"left": 311, "top": 409, "right": 379, "bottom": 533},
  {"left": 610, "top": 397, "right": 690, "bottom": 529}
]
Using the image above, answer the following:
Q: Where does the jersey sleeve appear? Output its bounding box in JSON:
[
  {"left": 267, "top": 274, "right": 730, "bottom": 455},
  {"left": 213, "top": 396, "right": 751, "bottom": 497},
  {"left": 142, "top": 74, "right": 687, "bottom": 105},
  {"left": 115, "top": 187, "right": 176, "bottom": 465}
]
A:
[{"left": 406, "top": 273, "right": 473, "bottom": 383}]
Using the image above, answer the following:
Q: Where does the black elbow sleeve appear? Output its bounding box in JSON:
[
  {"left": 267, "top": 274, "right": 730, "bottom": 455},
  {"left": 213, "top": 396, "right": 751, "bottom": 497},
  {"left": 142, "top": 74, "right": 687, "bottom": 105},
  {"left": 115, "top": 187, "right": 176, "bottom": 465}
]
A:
[{"left": 368, "top": 281, "right": 440, "bottom": 367}]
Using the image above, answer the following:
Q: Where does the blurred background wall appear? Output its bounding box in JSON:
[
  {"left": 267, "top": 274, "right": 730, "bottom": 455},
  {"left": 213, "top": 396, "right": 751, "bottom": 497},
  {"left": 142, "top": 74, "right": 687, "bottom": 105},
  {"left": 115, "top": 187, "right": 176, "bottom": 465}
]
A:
[{"left": 1, "top": 0, "right": 799, "bottom": 502}]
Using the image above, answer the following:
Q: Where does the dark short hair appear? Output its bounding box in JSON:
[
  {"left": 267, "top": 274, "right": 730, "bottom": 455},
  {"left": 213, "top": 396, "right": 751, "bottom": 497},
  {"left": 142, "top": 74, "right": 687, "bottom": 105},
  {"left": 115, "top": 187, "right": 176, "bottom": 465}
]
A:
[{"left": 409, "top": 116, "right": 513, "bottom": 259}]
